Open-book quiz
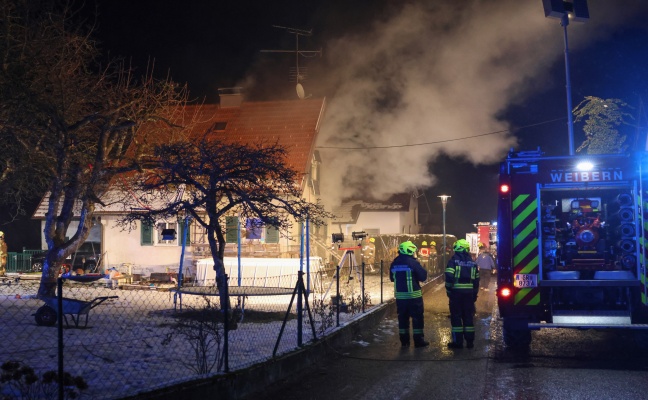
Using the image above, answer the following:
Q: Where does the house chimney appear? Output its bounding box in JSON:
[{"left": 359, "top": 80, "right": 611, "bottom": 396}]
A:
[{"left": 218, "top": 87, "right": 244, "bottom": 108}]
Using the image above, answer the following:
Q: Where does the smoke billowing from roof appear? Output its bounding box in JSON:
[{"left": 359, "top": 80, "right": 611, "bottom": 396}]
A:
[{"left": 315, "top": 0, "right": 648, "bottom": 207}]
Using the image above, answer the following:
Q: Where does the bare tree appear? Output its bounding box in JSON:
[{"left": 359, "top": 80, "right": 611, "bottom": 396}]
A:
[
  {"left": 0, "top": 0, "right": 190, "bottom": 296},
  {"left": 119, "top": 139, "right": 331, "bottom": 315},
  {"left": 574, "top": 96, "right": 633, "bottom": 154}
]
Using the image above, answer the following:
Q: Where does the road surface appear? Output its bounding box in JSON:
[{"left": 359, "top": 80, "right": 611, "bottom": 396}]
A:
[{"left": 244, "top": 273, "right": 648, "bottom": 399}]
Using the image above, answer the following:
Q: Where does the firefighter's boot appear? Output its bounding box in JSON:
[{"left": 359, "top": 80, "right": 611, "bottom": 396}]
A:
[
  {"left": 447, "top": 331, "right": 463, "bottom": 349},
  {"left": 413, "top": 334, "right": 429, "bottom": 348},
  {"left": 399, "top": 334, "right": 410, "bottom": 347}
]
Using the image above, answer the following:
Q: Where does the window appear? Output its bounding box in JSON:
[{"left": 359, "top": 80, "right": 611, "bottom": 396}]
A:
[
  {"left": 141, "top": 221, "right": 154, "bottom": 246},
  {"left": 142, "top": 219, "right": 189, "bottom": 246},
  {"left": 156, "top": 221, "right": 179, "bottom": 245},
  {"left": 226, "top": 216, "right": 239, "bottom": 242},
  {"left": 209, "top": 121, "right": 227, "bottom": 132},
  {"left": 266, "top": 226, "right": 279, "bottom": 243},
  {"left": 246, "top": 218, "right": 263, "bottom": 240}
]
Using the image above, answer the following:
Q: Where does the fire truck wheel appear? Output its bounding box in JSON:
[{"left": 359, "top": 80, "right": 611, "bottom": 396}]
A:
[
  {"left": 503, "top": 327, "right": 532, "bottom": 347},
  {"left": 35, "top": 305, "right": 57, "bottom": 327}
]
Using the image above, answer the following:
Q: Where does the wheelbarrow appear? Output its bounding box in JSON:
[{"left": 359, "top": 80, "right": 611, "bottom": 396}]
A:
[{"left": 34, "top": 295, "right": 118, "bottom": 328}]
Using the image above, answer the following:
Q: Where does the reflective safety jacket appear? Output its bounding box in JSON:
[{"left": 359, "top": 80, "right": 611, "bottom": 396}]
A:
[
  {"left": 390, "top": 254, "right": 428, "bottom": 300},
  {"left": 445, "top": 251, "right": 479, "bottom": 295}
]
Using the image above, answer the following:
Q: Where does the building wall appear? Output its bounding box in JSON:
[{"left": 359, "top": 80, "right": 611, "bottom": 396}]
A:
[
  {"left": 100, "top": 216, "right": 189, "bottom": 275},
  {"left": 354, "top": 212, "right": 401, "bottom": 235}
]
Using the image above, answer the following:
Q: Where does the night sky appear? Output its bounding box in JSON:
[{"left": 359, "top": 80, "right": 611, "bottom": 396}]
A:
[{"left": 2, "top": 0, "right": 648, "bottom": 251}]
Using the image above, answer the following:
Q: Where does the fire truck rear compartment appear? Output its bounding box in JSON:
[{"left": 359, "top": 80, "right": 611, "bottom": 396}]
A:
[
  {"left": 540, "top": 186, "right": 638, "bottom": 279},
  {"left": 537, "top": 186, "right": 646, "bottom": 326}
]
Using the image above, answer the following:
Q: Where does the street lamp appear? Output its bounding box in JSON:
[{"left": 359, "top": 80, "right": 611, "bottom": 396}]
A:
[
  {"left": 542, "top": 0, "right": 589, "bottom": 155},
  {"left": 438, "top": 195, "right": 451, "bottom": 269}
]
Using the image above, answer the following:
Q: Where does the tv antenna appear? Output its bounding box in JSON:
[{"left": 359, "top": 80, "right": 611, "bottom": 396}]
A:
[{"left": 260, "top": 25, "right": 322, "bottom": 99}]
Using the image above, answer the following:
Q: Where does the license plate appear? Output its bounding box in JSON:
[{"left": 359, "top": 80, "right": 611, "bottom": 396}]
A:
[{"left": 514, "top": 274, "right": 538, "bottom": 288}]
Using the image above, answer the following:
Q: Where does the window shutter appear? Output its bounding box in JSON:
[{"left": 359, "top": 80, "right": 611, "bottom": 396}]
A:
[
  {"left": 226, "top": 216, "right": 239, "bottom": 243},
  {"left": 179, "top": 219, "right": 191, "bottom": 246},
  {"left": 141, "top": 221, "right": 153, "bottom": 246},
  {"left": 266, "top": 226, "right": 279, "bottom": 243}
]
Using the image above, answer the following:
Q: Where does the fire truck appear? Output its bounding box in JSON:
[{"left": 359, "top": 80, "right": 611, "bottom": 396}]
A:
[{"left": 497, "top": 149, "right": 648, "bottom": 346}]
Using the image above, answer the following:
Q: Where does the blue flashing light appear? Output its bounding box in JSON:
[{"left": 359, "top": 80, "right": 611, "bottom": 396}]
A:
[{"left": 576, "top": 161, "right": 594, "bottom": 171}]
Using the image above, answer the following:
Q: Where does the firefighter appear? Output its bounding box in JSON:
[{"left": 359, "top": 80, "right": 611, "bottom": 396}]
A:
[
  {"left": 429, "top": 241, "right": 437, "bottom": 255},
  {"left": 390, "top": 240, "right": 429, "bottom": 348},
  {"left": 362, "top": 237, "right": 376, "bottom": 272},
  {"left": 429, "top": 240, "right": 438, "bottom": 270},
  {"left": 0, "top": 231, "right": 6, "bottom": 276},
  {"left": 445, "top": 239, "right": 479, "bottom": 349},
  {"left": 419, "top": 241, "right": 430, "bottom": 261}
]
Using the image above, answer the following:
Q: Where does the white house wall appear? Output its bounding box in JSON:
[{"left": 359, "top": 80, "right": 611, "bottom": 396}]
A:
[
  {"left": 100, "top": 215, "right": 189, "bottom": 276},
  {"left": 355, "top": 212, "right": 400, "bottom": 235},
  {"left": 337, "top": 210, "right": 419, "bottom": 236}
]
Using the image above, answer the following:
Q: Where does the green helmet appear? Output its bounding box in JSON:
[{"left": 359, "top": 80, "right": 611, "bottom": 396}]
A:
[
  {"left": 398, "top": 241, "right": 417, "bottom": 256},
  {"left": 453, "top": 239, "right": 470, "bottom": 252}
]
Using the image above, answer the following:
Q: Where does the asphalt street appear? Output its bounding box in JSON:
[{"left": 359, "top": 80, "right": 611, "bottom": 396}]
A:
[{"left": 245, "top": 273, "right": 648, "bottom": 400}]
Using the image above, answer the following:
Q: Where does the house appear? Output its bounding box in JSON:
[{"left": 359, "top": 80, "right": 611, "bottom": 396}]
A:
[
  {"left": 31, "top": 90, "right": 428, "bottom": 278},
  {"left": 330, "top": 191, "right": 421, "bottom": 238},
  {"left": 32, "top": 91, "right": 329, "bottom": 276}
]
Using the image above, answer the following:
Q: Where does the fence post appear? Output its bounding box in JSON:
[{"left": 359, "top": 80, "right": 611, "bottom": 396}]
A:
[
  {"left": 223, "top": 274, "right": 230, "bottom": 373},
  {"left": 380, "top": 260, "right": 383, "bottom": 304},
  {"left": 336, "top": 263, "right": 340, "bottom": 327},
  {"left": 57, "top": 277, "right": 64, "bottom": 400},
  {"left": 361, "top": 262, "right": 365, "bottom": 313}
]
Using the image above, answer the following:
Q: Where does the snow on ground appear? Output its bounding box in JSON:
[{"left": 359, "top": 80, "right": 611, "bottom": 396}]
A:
[{"left": 0, "top": 271, "right": 396, "bottom": 399}]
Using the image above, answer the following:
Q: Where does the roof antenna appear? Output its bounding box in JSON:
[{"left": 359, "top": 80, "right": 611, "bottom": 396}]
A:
[{"left": 260, "top": 25, "right": 322, "bottom": 99}]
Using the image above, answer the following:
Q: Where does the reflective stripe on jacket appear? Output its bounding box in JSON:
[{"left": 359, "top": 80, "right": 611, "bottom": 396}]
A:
[
  {"left": 390, "top": 253, "right": 427, "bottom": 300},
  {"left": 445, "top": 252, "right": 479, "bottom": 294}
]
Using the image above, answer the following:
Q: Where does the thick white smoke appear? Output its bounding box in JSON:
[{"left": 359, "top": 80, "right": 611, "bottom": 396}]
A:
[{"left": 315, "top": 0, "right": 648, "bottom": 207}]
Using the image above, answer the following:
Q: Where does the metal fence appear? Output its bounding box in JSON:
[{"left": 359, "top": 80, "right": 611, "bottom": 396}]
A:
[
  {"left": 0, "top": 256, "right": 443, "bottom": 399},
  {"left": 5, "top": 251, "right": 41, "bottom": 274}
]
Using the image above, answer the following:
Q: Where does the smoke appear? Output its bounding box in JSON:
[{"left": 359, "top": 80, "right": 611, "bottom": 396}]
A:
[{"left": 314, "top": 0, "right": 648, "bottom": 207}]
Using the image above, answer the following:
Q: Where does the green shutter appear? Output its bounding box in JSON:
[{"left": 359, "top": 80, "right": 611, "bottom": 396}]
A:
[
  {"left": 141, "top": 221, "right": 153, "bottom": 246},
  {"left": 179, "top": 219, "right": 191, "bottom": 246},
  {"left": 226, "top": 216, "right": 239, "bottom": 243},
  {"left": 266, "top": 226, "right": 279, "bottom": 243}
]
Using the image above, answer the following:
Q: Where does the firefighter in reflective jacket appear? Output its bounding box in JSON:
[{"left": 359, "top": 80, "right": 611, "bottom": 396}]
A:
[
  {"left": 362, "top": 237, "right": 376, "bottom": 272},
  {"left": 445, "top": 239, "right": 479, "bottom": 349},
  {"left": 390, "top": 241, "right": 429, "bottom": 348}
]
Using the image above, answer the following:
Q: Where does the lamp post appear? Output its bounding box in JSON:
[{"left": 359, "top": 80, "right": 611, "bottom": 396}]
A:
[
  {"left": 438, "top": 195, "right": 451, "bottom": 269},
  {"left": 542, "top": 0, "right": 589, "bottom": 155}
]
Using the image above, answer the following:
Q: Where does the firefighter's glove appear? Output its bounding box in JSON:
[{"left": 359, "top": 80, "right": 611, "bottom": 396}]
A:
[{"left": 473, "top": 294, "right": 478, "bottom": 302}]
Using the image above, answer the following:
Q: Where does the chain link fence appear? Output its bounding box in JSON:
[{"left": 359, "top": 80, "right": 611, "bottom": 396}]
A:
[{"left": 0, "top": 254, "right": 443, "bottom": 399}]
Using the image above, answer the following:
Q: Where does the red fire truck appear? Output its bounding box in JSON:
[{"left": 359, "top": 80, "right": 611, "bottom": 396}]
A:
[{"left": 497, "top": 149, "right": 648, "bottom": 346}]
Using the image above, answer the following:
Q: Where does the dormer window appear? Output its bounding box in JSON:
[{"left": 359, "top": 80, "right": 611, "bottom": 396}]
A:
[{"left": 210, "top": 121, "right": 227, "bottom": 132}]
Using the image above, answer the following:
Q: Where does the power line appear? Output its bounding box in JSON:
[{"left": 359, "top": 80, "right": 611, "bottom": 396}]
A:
[{"left": 316, "top": 117, "right": 566, "bottom": 150}]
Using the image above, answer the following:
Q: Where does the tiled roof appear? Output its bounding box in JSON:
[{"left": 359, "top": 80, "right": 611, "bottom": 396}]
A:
[
  {"left": 185, "top": 98, "right": 326, "bottom": 176},
  {"left": 332, "top": 193, "right": 413, "bottom": 224},
  {"left": 32, "top": 97, "right": 327, "bottom": 219}
]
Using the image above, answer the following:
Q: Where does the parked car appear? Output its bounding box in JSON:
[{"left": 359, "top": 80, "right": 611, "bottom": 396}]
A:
[{"left": 31, "top": 242, "right": 102, "bottom": 273}]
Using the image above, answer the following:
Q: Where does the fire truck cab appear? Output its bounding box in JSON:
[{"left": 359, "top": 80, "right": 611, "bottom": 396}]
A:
[{"left": 497, "top": 149, "right": 648, "bottom": 346}]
